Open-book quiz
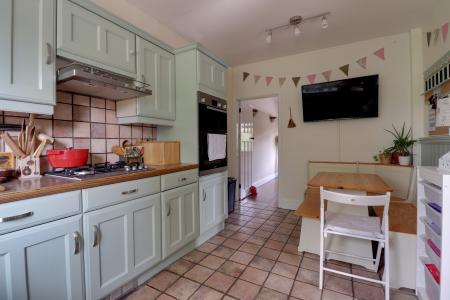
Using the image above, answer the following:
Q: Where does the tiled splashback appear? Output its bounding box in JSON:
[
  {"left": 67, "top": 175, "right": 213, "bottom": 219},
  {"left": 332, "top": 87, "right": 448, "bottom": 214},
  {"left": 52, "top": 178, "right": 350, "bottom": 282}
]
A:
[{"left": 0, "top": 92, "right": 156, "bottom": 170}]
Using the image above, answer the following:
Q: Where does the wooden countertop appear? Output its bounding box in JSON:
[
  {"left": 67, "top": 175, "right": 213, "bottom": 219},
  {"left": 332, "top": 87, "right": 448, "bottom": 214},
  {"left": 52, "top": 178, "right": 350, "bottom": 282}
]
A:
[{"left": 0, "top": 164, "right": 198, "bottom": 204}]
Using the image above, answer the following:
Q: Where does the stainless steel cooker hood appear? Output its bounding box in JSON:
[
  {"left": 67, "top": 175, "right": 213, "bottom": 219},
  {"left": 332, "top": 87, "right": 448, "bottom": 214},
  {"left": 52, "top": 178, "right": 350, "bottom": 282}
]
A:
[{"left": 57, "top": 62, "right": 152, "bottom": 100}]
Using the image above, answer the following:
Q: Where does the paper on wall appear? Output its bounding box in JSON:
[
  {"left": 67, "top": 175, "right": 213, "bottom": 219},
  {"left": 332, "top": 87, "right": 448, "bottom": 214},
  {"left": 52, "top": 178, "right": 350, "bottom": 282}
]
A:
[{"left": 436, "top": 96, "right": 450, "bottom": 127}]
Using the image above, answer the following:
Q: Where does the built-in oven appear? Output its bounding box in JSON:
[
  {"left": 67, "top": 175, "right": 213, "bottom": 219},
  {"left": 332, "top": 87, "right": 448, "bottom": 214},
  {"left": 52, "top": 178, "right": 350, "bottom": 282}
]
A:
[{"left": 198, "top": 91, "right": 227, "bottom": 176}]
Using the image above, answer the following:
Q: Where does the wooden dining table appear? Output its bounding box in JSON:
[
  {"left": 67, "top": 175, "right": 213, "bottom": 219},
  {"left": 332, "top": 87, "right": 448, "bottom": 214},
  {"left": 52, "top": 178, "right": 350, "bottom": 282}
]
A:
[{"left": 307, "top": 171, "right": 393, "bottom": 194}]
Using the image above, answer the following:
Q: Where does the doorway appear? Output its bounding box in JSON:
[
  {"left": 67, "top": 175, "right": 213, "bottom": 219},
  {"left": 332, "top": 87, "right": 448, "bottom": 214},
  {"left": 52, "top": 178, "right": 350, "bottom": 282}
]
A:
[{"left": 239, "top": 97, "right": 279, "bottom": 200}]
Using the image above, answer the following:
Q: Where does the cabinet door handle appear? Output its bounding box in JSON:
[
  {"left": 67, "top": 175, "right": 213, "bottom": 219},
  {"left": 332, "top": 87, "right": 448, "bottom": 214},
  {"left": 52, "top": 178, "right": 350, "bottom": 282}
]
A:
[
  {"left": 74, "top": 231, "right": 82, "bottom": 255},
  {"left": 166, "top": 204, "right": 171, "bottom": 216},
  {"left": 93, "top": 225, "right": 100, "bottom": 247},
  {"left": 46, "top": 43, "right": 52, "bottom": 65},
  {"left": 203, "top": 190, "right": 206, "bottom": 202},
  {"left": 141, "top": 74, "right": 146, "bottom": 83},
  {"left": 122, "top": 188, "right": 138, "bottom": 195},
  {"left": 178, "top": 177, "right": 187, "bottom": 182},
  {"left": 0, "top": 211, "right": 33, "bottom": 223}
]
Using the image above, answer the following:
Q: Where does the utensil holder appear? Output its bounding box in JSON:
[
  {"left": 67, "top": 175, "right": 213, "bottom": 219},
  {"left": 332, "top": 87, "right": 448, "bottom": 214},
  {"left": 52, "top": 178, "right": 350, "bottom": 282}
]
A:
[{"left": 17, "top": 156, "right": 41, "bottom": 179}]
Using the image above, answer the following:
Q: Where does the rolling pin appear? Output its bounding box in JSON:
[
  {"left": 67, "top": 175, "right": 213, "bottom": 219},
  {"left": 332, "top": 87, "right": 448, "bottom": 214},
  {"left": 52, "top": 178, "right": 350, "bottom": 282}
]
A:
[{"left": 0, "top": 132, "right": 26, "bottom": 158}]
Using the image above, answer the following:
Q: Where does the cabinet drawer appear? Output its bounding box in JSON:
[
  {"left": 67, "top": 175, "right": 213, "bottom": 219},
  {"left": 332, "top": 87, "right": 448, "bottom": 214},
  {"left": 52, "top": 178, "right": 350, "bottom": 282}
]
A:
[
  {"left": 82, "top": 177, "right": 160, "bottom": 212},
  {"left": 161, "top": 169, "right": 198, "bottom": 191},
  {"left": 0, "top": 191, "right": 81, "bottom": 235}
]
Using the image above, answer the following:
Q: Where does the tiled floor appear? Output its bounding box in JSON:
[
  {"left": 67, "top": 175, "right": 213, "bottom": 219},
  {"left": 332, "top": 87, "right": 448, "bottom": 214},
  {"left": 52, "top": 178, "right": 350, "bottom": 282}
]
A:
[{"left": 125, "top": 180, "right": 417, "bottom": 300}]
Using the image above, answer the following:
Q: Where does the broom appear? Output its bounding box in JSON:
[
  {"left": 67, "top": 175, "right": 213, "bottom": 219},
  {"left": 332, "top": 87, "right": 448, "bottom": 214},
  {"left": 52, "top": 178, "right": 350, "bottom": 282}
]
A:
[{"left": 287, "top": 107, "right": 296, "bottom": 128}]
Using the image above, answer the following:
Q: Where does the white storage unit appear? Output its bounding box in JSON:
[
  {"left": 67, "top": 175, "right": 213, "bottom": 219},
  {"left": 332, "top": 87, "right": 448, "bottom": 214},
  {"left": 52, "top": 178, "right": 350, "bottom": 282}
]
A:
[{"left": 416, "top": 167, "right": 450, "bottom": 300}]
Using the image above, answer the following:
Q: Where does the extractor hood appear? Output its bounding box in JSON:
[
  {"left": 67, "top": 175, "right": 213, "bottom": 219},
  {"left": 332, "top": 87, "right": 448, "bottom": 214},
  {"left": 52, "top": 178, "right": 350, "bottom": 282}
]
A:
[{"left": 57, "top": 62, "right": 152, "bottom": 100}]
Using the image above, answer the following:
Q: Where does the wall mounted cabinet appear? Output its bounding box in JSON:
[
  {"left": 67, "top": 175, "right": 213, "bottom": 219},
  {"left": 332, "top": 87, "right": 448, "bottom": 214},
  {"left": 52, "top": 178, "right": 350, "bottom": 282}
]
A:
[
  {"left": 0, "top": 0, "right": 56, "bottom": 115},
  {"left": 197, "top": 51, "right": 227, "bottom": 99}
]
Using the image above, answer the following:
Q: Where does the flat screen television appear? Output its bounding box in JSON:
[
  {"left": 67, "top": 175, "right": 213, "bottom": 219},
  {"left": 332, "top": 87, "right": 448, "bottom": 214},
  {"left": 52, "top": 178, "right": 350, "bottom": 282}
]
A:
[{"left": 301, "top": 74, "right": 379, "bottom": 122}]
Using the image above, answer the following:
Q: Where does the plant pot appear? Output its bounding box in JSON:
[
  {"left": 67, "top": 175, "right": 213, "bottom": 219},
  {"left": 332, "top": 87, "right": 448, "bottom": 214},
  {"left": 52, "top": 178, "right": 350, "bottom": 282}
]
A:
[
  {"left": 378, "top": 154, "right": 392, "bottom": 165},
  {"left": 398, "top": 155, "right": 411, "bottom": 166},
  {"left": 391, "top": 151, "right": 401, "bottom": 164}
]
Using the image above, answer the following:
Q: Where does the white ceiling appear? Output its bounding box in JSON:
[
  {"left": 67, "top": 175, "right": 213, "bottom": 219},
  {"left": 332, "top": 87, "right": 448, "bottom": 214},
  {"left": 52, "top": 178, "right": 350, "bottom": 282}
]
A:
[
  {"left": 244, "top": 97, "right": 279, "bottom": 117},
  {"left": 126, "top": 0, "right": 434, "bottom": 66}
]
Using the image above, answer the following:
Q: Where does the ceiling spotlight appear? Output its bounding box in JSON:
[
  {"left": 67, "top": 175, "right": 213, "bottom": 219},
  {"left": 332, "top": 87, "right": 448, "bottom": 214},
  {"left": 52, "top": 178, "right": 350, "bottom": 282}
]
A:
[
  {"left": 294, "top": 25, "right": 301, "bottom": 36},
  {"left": 265, "top": 31, "right": 272, "bottom": 44},
  {"left": 321, "top": 16, "right": 328, "bottom": 29}
]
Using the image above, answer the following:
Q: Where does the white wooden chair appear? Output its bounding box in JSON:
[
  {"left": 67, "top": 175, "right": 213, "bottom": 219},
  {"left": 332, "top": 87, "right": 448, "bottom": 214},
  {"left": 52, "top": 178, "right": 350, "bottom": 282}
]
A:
[{"left": 319, "top": 186, "right": 390, "bottom": 300}]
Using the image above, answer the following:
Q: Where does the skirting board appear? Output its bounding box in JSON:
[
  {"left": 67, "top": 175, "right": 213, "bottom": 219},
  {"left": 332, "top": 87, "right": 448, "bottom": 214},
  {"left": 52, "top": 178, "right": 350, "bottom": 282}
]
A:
[{"left": 252, "top": 173, "right": 278, "bottom": 188}]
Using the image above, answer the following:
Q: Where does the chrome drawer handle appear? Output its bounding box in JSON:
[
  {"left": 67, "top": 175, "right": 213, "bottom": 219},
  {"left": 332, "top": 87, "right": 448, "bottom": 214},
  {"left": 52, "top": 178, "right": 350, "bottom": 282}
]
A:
[
  {"left": 74, "top": 231, "right": 82, "bottom": 255},
  {"left": 167, "top": 204, "right": 171, "bottom": 217},
  {"left": 178, "top": 177, "right": 188, "bottom": 182},
  {"left": 93, "top": 225, "right": 100, "bottom": 247},
  {"left": 203, "top": 190, "right": 206, "bottom": 202},
  {"left": 122, "top": 188, "right": 138, "bottom": 195},
  {"left": 0, "top": 211, "right": 34, "bottom": 223},
  {"left": 46, "top": 43, "right": 52, "bottom": 65}
]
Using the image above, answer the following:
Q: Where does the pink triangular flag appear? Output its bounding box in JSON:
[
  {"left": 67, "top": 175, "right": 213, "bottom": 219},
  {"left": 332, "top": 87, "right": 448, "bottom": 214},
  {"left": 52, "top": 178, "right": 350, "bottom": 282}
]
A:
[
  {"left": 278, "top": 77, "right": 286, "bottom": 87},
  {"left": 373, "top": 48, "right": 385, "bottom": 60},
  {"left": 254, "top": 75, "right": 261, "bottom": 84},
  {"left": 356, "top": 57, "right": 367, "bottom": 69},
  {"left": 322, "top": 70, "right": 332, "bottom": 82},
  {"left": 265, "top": 76, "right": 273, "bottom": 86},
  {"left": 307, "top": 74, "right": 316, "bottom": 84},
  {"left": 442, "top": 22, "right": 449, "bottom": 43}
]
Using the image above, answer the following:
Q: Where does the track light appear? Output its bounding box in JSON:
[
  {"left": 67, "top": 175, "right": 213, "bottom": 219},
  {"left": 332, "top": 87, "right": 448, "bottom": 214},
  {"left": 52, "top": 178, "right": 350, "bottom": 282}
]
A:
[
  {"left": 294, "top": 25, "right": 301, "bottom": 36},
  {"left": 321, "top": 16, "right": 328, "bottom": 29},
  {"left": 265, "top": 31, "right": 272, "bottom": 44}
]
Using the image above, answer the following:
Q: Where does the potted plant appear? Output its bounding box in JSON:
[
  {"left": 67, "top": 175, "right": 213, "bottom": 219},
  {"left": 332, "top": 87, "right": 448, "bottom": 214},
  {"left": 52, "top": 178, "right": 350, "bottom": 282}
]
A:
[
  {"left": 375, "top": 148, "right": 392, "bottom": 165},
  {"left": 385, "top": 123, "right": 416, "bottom": 166}
]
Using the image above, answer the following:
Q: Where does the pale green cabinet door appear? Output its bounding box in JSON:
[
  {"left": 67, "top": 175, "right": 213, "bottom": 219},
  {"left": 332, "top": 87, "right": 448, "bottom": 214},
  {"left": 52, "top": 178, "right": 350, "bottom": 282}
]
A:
[
  {"left": 137, "top": 37, "right": 175, "bottom": 120},
  {"left": 57, "top": 0, "right": 136, "bottom": 77},
  {"left": 213, "top": 63, "right": 227, "bottom": 96},
  {"left": 162, "top": 183, "right": 199, "bottom": 258},
  {"left": 0, "top": 0, "right": 56, "bottom": 105},
  {"left": 199, "top": 175, "right": 227, "bottom": 234},
  {"left": 84, "top": 194, "right": 161, "bottom": 300},
  {"left": 197, "top": 52, "right": 214, "bottom": 90},
  {"left": 0, "top": 215, "right": 84, "bottom": 300}
]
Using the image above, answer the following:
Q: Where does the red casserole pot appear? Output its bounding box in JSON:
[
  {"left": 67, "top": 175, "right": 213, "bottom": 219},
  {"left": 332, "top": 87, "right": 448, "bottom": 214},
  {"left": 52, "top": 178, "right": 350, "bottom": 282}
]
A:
[{"left": 47, "top": 148, "right": 89, "bottom": 168}]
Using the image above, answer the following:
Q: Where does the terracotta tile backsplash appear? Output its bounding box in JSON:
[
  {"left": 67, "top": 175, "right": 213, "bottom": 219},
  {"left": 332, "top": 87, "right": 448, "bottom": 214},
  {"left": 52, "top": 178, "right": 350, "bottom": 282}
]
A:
[{"left": 0, "top": 91, "right": 157, "bottom": 170}]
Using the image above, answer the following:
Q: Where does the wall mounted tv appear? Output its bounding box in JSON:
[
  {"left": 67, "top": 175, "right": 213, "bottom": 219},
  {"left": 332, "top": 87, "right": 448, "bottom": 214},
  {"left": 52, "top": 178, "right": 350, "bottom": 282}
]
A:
[{"left": 301, "top": 74, "right": 379, "bottom": 122}]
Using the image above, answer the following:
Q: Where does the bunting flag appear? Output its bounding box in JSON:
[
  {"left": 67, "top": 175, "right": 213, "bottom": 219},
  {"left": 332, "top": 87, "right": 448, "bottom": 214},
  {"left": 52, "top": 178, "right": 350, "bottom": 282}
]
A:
[
  {"left": 292, "top": 77, "right": 301, "bottom": 87},
  {"left": 265, "top": 76, "right": 273, "bottom": 86},
  {"left": 243, "top": 72, "right": 250, "bottom": 82},
  {"left": 254, "top": 75, "right": 261, "bottom": 84},
  {"left": 307, "top": 74, "right": 317, "bottom": 84},
  {"left": 427, "top": 32, "right": 432, "bottom": 47},
  {"left": 442, "top": 22, "right": 449, "bottom": 43},
  {"left": 322, "top": 70, "right": 332, "bottom": 82},
  {"left": 373, "top": 48, "right": 385, "bottom": 60},
  {"left": 339, "top": 64, "right": 350, "bottom": 76},
  {"left": 278, "top": 77, "right": 286, "bottom": 87},
  {"left": 434, "top": 28, "right": 441, "bottom": 44},
  {"left": 356, "top": 57, "right": 367, "bottom": 69}
]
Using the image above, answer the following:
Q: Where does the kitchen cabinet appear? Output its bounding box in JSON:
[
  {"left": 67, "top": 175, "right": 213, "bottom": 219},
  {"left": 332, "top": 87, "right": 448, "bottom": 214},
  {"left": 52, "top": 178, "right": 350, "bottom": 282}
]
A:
[
  {"left": 57, "top": 0, "right": 136, "bottom": 78},
  {"left": 0, "top": 0, "right": 56, "bottom": 115},
  {"left": 83, "top": 194, "right": 161, "bottom": 300},
  {"left": 161, "top": 183, "right": 199, "bottom": 258},
  {"left": 0, "top": 215, "right": 84, "bottom": 300},
  {"left": 117, "top": 37, "right": 175, "bottom": 125},
  {"left": 197, "top": 51, "right": 227, "bottom": 99},
  {"left": 199, "top": 171, "right": 228, "bottom": 235}
]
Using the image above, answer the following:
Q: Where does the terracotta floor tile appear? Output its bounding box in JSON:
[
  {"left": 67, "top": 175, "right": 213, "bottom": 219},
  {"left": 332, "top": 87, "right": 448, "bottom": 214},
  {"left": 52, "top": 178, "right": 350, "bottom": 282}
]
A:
[
  {"left": 322, "top": 289, "right": 353, "bottom": 300},
  {"left": 229, "top": 250, "right": 254, "bottom": 265},
  {"left": 264, "top": 239, "right": 285, "bottom": 251},
  {"left": 264, "top": 273, "right": 293, "bottom": 294},
  {"left": 254, "top": 230, "right": 273, "bottom": 238},
  {"left": 258, "top": 247, "right": 281, "bottom": 260},
  {"left": 249, "top": 256, "right": 276, "bottom": 271},
  {"left": 239, "top": 266, "right": 269, "bottom": 285},
  {"left": 352, "top": 267, "right": 382, "bottom": 287},
  {"left": 183, "top": 250, "right": 207, "bottom": 263},
  {"left": 256, "top": 287, "right": 288, "bottom": 300},
  {"left": 208, "top": 235, "right": 226, "bottom": 245},
  {"left": 190, "top": 285, "right": 223, "bottom": 300},
  {"left": 165, "top": 278, "right": 200, "bottom": 300},
  {"left": 228, "top": 279, "right": 261, "bottom": 300},
  {"left": 324, "top": 274, "right": 352, "bottom": 296},
  {"left": 218, "top": 261, "right": 247, "bottom": 277},
  {"left": 199, "top": 254, "right": 226, "bottom": 270},
  {"left": 211, "top": 246, "right": 235, "bottom": 259},
  {"left": 278, "top": 252, "right": 302, "bottom": 266},
  {"left": 184, "top": 264, "right": 214, "bottom": 283},
  {"left": 239, "top": 242, "right": 262, "bottom": 254},
  {"left": 290, "top": 281, "right": 321, "bottom": 300},
  {"left": 239, "top": 227, "right": 257, "bottom": 235},
  {"left": 271, "top": 262, "right": 298, "bottom": 279},
  {"left": 282, "top": 244, "right": 300, "bottom": 255},
  {"left": 303, "top": 252, "right": 320, "bottom": 260},
  {"left": 125, "top": 286, "right": 160, "bottom": 300},
  {"left": 296, "top": 268, "right": 319, "bottom": 287},
  {"left": 353, "top": 281, "right": 385, "bottom": 300},
  {"left": 223, "top": 238, "right": 244, "bottom": 249},
  {"left": 155, "top": 294, "right": 176, "bottom": 300},
  {"left": 166, "top": 259, "right": 194, "bottom": 275},
  {"left": 233, "top": 232, "right": 251, "bottom": 241},
  {"left": 270, "top": 234, "right": 290, "bottom": 243},
  {"left": 247, "top": 236, "right": 267, "bottom": 245},
  {"left": 204, "top": 271, "right": 236, "bottom": 293},
  {"left": 301, "top": 257, "right": 319, "bottom": 272},
  {"left": 146, "top": 271, "right": 179, "bottom": 291},
  {"left": 219, "top": 229, "right": 236, "bottom": 237},
  {"left": 197, "top": 242, "right": 218, "bottom": 253}
]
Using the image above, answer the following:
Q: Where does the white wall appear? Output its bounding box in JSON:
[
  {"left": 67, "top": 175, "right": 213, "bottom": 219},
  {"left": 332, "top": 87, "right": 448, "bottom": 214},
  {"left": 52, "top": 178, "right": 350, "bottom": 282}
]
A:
[
  {"left": 228, "top": 32, "right": 424, "bottom": 209},
  {"left": 93, "top": 0, "right": 190, "bottom": 48},
  {"left": 246, "top": 106, "right": 278, "bottom": 186}
]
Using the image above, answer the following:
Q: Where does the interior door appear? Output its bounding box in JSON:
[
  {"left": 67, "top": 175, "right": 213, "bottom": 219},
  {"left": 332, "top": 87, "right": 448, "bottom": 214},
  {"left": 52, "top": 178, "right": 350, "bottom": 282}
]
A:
[{"left": 239, "top": 104, "right": 254, "bottom": 199}]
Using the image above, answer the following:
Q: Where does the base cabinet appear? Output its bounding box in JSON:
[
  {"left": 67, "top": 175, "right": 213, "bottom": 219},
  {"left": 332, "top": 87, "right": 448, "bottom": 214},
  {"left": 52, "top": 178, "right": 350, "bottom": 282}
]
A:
[
  {"left": 161, "top": 183, "right": 199, "bottom": 258},
  {"left": 0, "top": 215, "right": 84, "bottom": 300},
  {"left": 83, "top": 194, "right": 161, "bottom": 300},
  {"left": 199, "top": 172, "right": 228, "bottom": 235}
]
